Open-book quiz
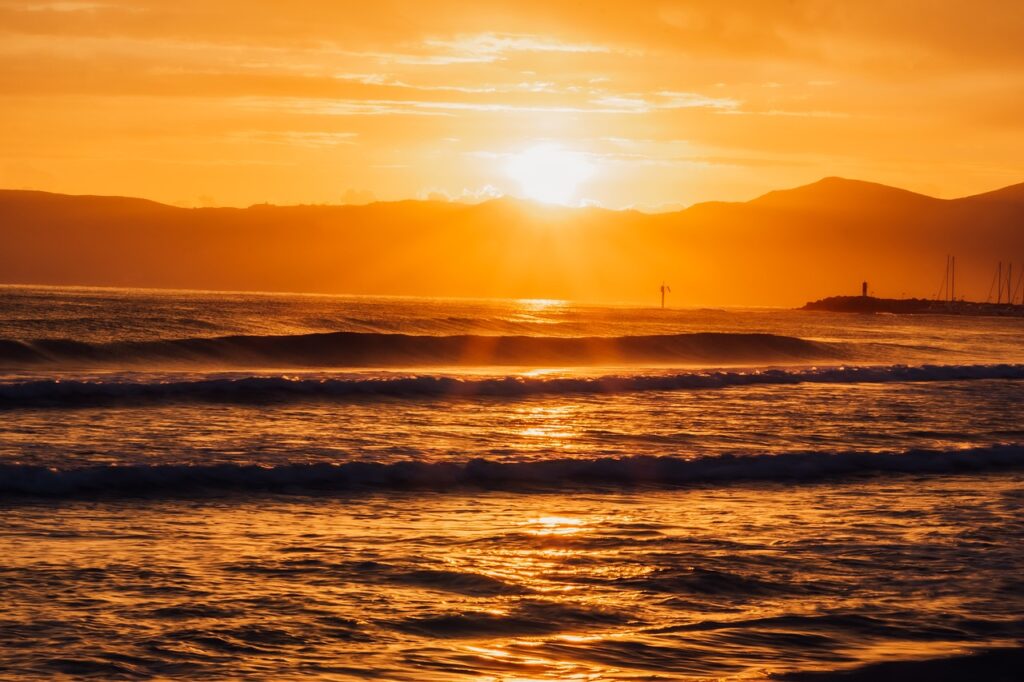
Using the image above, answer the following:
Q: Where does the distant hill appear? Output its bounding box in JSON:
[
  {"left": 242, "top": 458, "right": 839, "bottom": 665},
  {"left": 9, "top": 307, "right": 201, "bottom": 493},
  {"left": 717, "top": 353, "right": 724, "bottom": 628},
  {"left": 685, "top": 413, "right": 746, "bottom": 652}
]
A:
[
  {"left": 2, "top": 178, "right": 1023, "bottom": 306},
  {"left": 959, "top": 182, "right": 1024, "bottom": 204},
  {"left": 749, "top": 177, "right": 938, "bottom": 211}
]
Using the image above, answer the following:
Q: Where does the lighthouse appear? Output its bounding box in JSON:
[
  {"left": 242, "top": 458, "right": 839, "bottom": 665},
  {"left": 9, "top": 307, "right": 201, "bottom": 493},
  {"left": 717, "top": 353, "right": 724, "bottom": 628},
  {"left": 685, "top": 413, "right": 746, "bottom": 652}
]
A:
[{"left": 861, "top": 281, "right": 868, "bottom": 298}]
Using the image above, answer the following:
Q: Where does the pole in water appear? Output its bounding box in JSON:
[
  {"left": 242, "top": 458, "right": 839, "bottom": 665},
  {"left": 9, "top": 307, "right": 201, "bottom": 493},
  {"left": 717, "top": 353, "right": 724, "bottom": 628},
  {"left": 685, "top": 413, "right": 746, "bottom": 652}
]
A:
[{"left": 660, "top": 281, "right": 671, "bottom": 309}]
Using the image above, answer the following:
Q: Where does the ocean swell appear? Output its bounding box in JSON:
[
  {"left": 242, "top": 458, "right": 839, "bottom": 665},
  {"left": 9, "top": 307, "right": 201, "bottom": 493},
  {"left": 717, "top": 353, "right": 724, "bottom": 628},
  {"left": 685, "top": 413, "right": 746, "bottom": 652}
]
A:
[
  {"left": 0, "top": 330, "right": 841, "bottom": 369},
  {"left": 2, "top": 445, "right": 1023, "bottom": 498},
  {"left": 3, "top": 363, "right": 1024, "bottom": 407}
]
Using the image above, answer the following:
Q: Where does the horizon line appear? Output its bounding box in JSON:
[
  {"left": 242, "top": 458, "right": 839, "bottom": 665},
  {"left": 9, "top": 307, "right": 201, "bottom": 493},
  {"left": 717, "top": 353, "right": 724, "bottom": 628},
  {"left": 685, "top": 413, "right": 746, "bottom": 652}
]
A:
[
  {"left": 3, "top": 175, "right": 1023, "bottom": 214},
  {"left": 0, "top": 280, "right": 795, "bottom": 311}
]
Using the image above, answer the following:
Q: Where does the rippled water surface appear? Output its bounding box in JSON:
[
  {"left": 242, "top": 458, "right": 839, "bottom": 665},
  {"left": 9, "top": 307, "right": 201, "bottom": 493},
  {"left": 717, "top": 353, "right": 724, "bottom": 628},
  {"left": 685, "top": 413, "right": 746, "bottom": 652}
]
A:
[
  {"left": 5, "top": 477, "right": 1024, "bottom": 679},
  {"left": 2, "top": 285, "right": 1023, "bottom": 679}
]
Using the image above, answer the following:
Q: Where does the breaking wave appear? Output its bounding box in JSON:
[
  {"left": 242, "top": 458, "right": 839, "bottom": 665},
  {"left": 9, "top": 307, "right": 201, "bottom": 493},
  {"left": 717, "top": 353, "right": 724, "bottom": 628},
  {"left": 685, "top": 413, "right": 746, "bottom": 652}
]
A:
[
  {"left": 2, "top": 363, "right": 1024, "bottom": 407},
  {"left": 3, "top": 445, "right": 1023, "bottom": 498},
  {"left": 0, "top": 330, "right": 841, "bottom": 369}
]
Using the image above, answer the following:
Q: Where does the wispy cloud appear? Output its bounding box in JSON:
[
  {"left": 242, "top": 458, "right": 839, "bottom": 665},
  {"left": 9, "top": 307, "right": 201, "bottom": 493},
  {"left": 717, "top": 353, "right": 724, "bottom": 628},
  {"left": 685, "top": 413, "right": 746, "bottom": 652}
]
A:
[
  {"left": 424, "top": 33, "right": 610, "bottom": 57},
  {"left": 656, "top": 91, "right": 741, "bottom": 110},
  {"left": 239, "top": 96, "right": 739, "bottom": 117},
  {"left": 352, "top": 33, "right": 611, "bottom": 66},
  {"left": 723, "top": 109, "right": 851, "bottom": 118},
  {"left": 239, "top": 98, "right": 451, "bottom": 117},
  {"left": 4, "top": 3, "right": 1021, "bottom": 209},
  {"left": 333, "top": 73, "right": 499, "bottom": 94},
  {"left": 418, "top": 184, "right": 504, "bottom": 203},
  {"left": 229, "top": 131, "right": 359, "bottom": 147},
  {"left": 591, "top": 91, "right": 740, "bottom": 112}
]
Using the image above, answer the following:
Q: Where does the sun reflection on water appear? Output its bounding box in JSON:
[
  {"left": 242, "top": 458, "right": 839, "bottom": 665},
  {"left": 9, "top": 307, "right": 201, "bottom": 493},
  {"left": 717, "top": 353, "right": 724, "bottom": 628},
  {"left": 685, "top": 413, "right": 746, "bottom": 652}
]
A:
[
  {"left": 508, "top": 404, "right": 582, "bottom": 452},
  {"left": 526, "top": 516, "right": 588, "bottom": 536}
]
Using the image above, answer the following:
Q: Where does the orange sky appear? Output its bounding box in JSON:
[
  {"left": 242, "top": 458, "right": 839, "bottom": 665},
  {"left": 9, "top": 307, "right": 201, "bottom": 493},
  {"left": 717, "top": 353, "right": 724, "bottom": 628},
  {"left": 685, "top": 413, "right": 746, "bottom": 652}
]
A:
[{"left": 1, "top": 0, "right": 1022, "bottom": 210}]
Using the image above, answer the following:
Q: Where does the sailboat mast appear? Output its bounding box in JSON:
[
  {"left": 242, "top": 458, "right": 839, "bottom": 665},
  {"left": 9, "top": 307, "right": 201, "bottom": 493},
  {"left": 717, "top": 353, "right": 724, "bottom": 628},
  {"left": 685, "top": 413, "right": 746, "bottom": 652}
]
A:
[
  {"left": 1008, "top": 264, "right": 1013, "bottom": 305},
  {"left": 951, "top": 256, "right": 956, "bottom": 302},
  {"left": 942, "top": 255, "right": 950, "bottom": 302}
]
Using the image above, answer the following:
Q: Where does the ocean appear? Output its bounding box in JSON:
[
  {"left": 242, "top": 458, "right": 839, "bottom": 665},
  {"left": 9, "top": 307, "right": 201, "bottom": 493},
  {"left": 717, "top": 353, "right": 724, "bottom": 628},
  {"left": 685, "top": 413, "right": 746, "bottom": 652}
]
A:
[{"left": 2, "top": 284, "right": 1023, "bottom": 680}]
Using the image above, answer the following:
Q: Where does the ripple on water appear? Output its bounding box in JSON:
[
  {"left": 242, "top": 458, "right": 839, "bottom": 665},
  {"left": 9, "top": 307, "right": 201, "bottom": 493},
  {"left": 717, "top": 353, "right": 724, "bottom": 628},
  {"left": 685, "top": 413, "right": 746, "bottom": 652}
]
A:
[
  {"left": 2, "top": 475, "right": 1024, "bottom": 679},
  {"left": 390, "top": 599, "right": 634, "bottom": 638}
]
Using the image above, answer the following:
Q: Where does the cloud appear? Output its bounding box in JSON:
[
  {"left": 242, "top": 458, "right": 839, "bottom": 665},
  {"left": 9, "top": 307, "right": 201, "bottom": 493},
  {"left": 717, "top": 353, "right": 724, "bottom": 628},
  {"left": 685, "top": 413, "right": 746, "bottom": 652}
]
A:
[
  {"left": 724, "top": 109, "right": 851, "bottom": 119},
  {"left": 590, "top": 91, "right": 740, "bottom": 113},
  {"left": 349, "top": 33, "right": 611, "bottom": 66},
  {"left": 423, "top": 32, "right": 610, "bottom": 57},
  {"left": 656, "top": 91, "right": 741, "bottom": 110},
  {"left": 333, "top": 73, "right": 499, "bottom": 93},
  {"left": 239, "top": 96, "right": 715, "bottom": 117},
  {"left": 419, "top": 184, "right": 504, "bottom": 203},
  {"left": 2, "top": 1, "right": 1023, "bottom": 209},
  {"left": 230, "top": 131, "right": 359, "bottom": 147}
]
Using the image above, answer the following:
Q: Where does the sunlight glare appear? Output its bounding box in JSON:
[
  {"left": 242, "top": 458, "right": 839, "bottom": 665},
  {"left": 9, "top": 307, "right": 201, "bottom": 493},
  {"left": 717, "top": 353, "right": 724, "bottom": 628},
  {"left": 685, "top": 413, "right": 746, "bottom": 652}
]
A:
[
  {"left": 526, "top": 515, "right": 587, "bottom": 535},
  {"left": 505, "top": 144, "right": 595, "bottom": 205}
]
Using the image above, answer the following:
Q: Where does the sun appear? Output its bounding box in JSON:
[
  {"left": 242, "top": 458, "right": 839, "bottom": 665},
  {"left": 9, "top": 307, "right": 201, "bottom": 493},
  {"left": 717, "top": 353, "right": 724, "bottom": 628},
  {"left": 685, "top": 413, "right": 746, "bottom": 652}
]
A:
[{"left": 505, "top": 144, "right": 595, "bottom": 205}]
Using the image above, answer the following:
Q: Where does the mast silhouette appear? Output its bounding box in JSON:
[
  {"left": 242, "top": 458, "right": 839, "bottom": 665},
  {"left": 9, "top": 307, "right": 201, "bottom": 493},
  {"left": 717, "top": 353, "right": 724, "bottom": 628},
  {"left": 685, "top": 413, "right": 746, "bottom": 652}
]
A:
[
  {"left": 660, "top": 282, "right": 671, "bottom": 309},
  {"left": 1008, "top": 263, "right": 1013, "bottom": 305},
  {"left": 998, "top": 261, "right": 1003, "bottom": 304},
  {"left": 938, "top": 255, "right": 950, "bottom": 302},
  {"left": 951, "top": 256, "right": 956, "bottom": 302}
]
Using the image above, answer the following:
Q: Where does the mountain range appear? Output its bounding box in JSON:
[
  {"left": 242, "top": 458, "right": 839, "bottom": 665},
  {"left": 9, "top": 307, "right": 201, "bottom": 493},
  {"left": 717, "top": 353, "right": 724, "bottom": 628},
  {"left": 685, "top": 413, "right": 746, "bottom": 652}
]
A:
[{"left": 2, "top": 177, "right": 1023, "bottom": 306}]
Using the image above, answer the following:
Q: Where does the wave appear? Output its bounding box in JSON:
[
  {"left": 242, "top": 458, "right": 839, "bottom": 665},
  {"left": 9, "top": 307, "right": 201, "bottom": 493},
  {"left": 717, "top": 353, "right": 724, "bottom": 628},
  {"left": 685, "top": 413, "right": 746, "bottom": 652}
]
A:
[
  {"left": 0, "top": 330, "right": 841, "bottom": 369},
  {"left": 3, "top": 363, "right": 1024, "bottom": 407},
  {"left": 3, "top": 445, "right": 1023, "bottom": 498}
]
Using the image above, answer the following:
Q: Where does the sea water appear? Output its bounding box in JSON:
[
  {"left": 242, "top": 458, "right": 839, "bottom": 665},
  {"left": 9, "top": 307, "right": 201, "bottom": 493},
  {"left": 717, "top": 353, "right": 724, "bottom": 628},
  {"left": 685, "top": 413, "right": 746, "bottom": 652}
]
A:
[{"left": 1, "top": 285, "right": 1023, "bottom": 679}]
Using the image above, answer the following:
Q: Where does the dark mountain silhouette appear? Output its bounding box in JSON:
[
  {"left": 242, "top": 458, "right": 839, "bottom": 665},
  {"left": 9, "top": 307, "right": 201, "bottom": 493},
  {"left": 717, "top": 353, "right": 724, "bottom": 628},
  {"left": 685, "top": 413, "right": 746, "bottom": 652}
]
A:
[
  {"left": 2, "top": 178, "right": 1023, "bottom": 305},
  {"left": 958, "top": 182, "right": 1024, "bottom": 204},
  {"left": 749, "top": 177, "right": 938, "bottom": 211}
]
